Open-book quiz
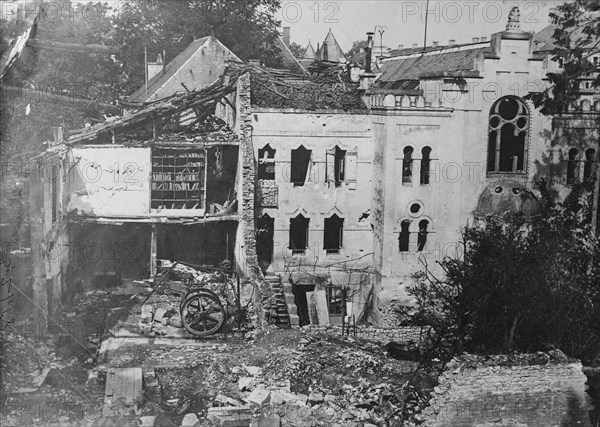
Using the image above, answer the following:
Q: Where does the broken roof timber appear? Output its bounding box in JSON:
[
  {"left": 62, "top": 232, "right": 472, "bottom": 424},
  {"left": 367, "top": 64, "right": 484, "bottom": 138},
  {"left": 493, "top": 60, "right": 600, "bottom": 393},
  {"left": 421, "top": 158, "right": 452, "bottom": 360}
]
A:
[
  {"left": 64, "top": 69, "right": 245, "bottom": 146},
  {"left": 69, "top": 214, "right": 239, "bottom": 225}
]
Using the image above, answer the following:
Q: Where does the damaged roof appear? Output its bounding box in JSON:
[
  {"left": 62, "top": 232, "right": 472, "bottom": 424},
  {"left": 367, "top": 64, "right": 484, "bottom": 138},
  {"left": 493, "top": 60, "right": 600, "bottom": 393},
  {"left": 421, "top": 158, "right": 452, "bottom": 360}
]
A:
[
  {"left": 238, "top": 62, "right": 367, "bottom": 111},
  {"left": 129, "top": 36, "right": 241, "bottom": 102},
  {"left": 66, "top": 69, "right": 243, "bottom": 145},
  {"left": 369, "top": 45, "right": 489, "bottom": 94}
]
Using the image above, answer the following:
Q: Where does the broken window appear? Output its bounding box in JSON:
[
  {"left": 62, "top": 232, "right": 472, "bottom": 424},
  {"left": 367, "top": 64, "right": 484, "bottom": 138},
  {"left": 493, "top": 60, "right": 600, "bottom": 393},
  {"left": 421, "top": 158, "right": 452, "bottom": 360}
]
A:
[
  {"left": 399, "top": 220, "right": 411, "bottom": 252},
  {"left": 417, "top": 220, "right": 429, "bottom": 252},
  {"left": 326, "top": 146, "right": 346, "bottom": 187},
  {"left": 584, "top": 148, "right": 596, "bottom": 182},
  {"left": 151, "top": 148, "right": 206, "bottom": 210},
  {"left": 289, "top": 214, "right": 309, "bottom": 254},
  {"left": 567, "top": 148, "right": 579, "bottom": 185},
  {"left": 291, "top": 145, "right": 311, "bottom": 186},
  {"left": 402, "top": 147, "right": 413, "bottom": 184},
  {"left": 258, "top": 144, "right": 275, "bottom": 180},
  {"left": 420, "top": 146, "right": 431, "bottom": 185},
  {"left": 323, "top": 214, "right": 344, "bottom": 254},
  {"left": 487, "top": 97, "right": 529, "bottom": 173}
]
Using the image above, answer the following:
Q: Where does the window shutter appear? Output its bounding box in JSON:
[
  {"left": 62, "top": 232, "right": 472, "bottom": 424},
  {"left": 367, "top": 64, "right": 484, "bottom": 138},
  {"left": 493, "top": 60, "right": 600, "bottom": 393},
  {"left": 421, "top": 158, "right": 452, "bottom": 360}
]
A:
[
  {"left": 325, "top": 148, "right": 335, "bottom": 184},
  {"left": 346, "top": 147, "right": 358, "bottom": 190}
]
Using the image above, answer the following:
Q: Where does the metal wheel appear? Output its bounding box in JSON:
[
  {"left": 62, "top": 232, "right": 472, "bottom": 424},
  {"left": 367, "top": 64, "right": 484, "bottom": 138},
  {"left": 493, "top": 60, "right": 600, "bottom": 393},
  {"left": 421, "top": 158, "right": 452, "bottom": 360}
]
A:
[{"left": 180, "top": 290, "right": 226, "bottom": 336}]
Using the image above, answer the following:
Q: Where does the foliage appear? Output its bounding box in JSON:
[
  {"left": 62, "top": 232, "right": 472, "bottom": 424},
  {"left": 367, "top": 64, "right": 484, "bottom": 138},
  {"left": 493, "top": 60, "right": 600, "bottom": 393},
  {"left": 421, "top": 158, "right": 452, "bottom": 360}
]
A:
[
  {"left": 526, "top": 0, "right": 600, "bottom": 114},
  {"left": 288, "top": 41, "right": 304, "bottom": 59},
  {"left": 408, "top": 188, "right": 600, "bottom": 364},
  {"left": 113, "top": 0, "right": 282, "bottom": 93}
]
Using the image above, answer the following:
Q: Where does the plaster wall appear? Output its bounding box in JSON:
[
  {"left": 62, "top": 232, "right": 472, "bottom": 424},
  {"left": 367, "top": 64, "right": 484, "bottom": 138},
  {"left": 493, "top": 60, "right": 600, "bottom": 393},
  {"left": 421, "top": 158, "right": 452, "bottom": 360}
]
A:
[
  {"left": 251, "top": 110, "right": 374, "bottom": 275},
  {"left": 144, "top": 38, "right": 238, "bottom": 102}
]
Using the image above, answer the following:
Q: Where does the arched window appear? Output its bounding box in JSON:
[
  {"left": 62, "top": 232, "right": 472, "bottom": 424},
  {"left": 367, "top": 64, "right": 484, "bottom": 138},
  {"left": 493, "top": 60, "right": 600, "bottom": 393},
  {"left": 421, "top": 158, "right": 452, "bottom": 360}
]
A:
[
  {"left": 420, "top": 147, "right": 431, "bottom": 185},
  {"left": 402, "top": 146, "right": 414, "bottom": 184},
  {"left": 291, "top": 145, "right": 312, "bottom": 186},
  {"left": 417, "top": 220, "right": 429, "bottom": 252},
  {"left": 289, "top": 214, "right": 309, "bottom": 254},
  {"left": 567, "top": 148, "right": 579, "bottom": 185},
  {"left": 323, "top": 214, "right": 344, "bottom": 253},
  {"left": 487, "top": 97, "right": 529, "bottom": 173},
  {"left": 584, "top": 148, "right": 596, "bottom": 182},
  {"left": 258, "top": 144, "right": 275, "bottom": 180},
  {"left": 398, "top": 220, "right": 411, "bottom": 252}
]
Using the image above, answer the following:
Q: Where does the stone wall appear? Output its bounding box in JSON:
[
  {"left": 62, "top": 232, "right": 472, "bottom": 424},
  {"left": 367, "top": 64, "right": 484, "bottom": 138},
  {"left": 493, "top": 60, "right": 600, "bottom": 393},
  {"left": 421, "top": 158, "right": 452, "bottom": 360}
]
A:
[
  {"left": 303, "top": 325, "right": 428, "bottom": 346},
  {"left": 421, "top": 352, "right": 594, "bottom": 427}
]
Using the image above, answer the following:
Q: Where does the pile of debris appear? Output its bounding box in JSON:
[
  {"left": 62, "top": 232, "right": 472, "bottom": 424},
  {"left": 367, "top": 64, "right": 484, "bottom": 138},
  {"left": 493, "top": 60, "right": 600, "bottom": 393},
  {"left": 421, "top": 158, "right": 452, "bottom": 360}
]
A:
[{"left": 228, "top": 62, "right": 367, "bottom": 111}]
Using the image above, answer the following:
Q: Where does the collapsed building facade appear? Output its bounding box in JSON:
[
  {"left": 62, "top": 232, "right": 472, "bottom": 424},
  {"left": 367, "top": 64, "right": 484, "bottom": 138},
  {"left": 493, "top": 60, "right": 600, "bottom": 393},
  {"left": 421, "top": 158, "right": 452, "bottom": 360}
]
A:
[{"left": 27, "top": 8, "right": 599, "bottom": 328}]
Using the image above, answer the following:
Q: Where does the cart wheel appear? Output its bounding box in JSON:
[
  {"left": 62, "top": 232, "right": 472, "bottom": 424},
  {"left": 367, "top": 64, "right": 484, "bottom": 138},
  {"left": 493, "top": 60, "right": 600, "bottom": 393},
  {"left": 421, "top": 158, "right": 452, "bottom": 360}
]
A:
[{"left": 180, "top": 290, "right": 226, "bottom": 336}]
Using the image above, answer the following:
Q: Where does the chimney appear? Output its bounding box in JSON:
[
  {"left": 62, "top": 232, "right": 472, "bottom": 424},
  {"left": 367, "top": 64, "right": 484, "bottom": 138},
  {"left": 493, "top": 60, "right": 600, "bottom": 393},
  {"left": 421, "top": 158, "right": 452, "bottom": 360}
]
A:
[
  {"left": 432, "top": 41, "right": 439, "bottom": 47},
  {"left": 364, "top": 32, "right": 374, "bottom": 73},
  {"left": 449, "top": 39, "right": 456, "bottom": 46},
  {"left": 398, "top": 44, "right": 404, "bottom": 49},
  {"left": 481, "top": 36, "right": 487, "bottom": 42},
  {"left": 322, "top": 40, "right": 329, "bottom": 61},
  {"left": 147, "top": 53, "right": 164, "bottom": 81},
  {"left": 282, "top": 27, "right": 291, "bottom": 48},
  {"left": 472, "top": 37, "right": 480, "bottom": 43},
  {"left": 316, "top": 42, "right": 320, "bottom": 60}
]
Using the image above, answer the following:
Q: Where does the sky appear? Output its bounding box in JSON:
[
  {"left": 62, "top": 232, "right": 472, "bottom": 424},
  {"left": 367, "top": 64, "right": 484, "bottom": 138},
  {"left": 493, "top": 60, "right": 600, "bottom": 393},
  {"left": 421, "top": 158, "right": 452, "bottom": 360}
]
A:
[{"left": 275, "top": 0, "right": 564, "bottom": 52}]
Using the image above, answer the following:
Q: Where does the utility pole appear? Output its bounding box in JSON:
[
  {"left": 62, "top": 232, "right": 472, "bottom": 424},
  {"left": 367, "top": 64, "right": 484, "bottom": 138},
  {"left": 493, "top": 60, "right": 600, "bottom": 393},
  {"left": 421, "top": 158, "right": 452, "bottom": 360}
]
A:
[{"left": 423, "top": 0, "right": 431, "bottom": 52}]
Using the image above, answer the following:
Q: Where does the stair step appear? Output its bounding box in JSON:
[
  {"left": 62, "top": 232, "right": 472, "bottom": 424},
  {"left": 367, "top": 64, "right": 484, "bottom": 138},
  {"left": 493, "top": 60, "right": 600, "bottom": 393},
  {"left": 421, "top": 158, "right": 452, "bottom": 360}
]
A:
[{"left": 288, "top": 314, "right": 300, "bottom": 326}]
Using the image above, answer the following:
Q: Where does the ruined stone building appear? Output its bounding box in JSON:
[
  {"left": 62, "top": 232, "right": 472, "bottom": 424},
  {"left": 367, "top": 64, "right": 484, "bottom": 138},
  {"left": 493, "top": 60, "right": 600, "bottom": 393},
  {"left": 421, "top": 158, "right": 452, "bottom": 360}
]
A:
[{"left": 29, "top": 8, "right": 599, "bottom": 327}]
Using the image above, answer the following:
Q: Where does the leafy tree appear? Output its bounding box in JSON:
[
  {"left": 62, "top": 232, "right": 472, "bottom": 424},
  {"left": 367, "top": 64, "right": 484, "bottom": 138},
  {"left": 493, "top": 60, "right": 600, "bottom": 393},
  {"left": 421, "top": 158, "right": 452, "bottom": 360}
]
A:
[
  {"left": 113, "top": 0, "right": 282, "bottom": 93},
  {"left": 288, "top": 41, "right": 304, "bottom": 59},
  {"left": 527, "top": 0, "right": 599, "bottom": 114},
  {"left": 409, "top": 189, "right": 600, "bottom": 364}
]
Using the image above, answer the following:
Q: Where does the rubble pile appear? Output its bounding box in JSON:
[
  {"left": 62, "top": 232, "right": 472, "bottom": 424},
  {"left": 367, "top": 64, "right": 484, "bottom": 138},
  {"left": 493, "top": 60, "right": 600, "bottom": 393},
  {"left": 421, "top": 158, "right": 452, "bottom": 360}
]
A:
[
  {"left": 147, "top": 329, "right": 436, "bottom": 426},
  {"left": 302, "top": 325, "right": 428, "bottom": 346}
]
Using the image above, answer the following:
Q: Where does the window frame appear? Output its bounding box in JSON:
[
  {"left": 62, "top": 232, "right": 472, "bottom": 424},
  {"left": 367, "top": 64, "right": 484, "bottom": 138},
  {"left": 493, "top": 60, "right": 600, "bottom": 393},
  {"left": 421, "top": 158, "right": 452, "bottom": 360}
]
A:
[{"left": 487, "top": 96, "right": 530, "bottom": 175}]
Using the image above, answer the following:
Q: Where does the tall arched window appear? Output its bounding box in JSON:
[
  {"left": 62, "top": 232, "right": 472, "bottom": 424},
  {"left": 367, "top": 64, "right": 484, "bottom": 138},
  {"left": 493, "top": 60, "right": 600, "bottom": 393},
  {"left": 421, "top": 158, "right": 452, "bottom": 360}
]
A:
[
  {"left": 289, "top": 214, "right": 309, "bottom": 254},
  {"left": 398, "top": 220, "right": 411, "bottom": 252},
  {"left": 402, "top": 146, "right": 414, "bottom": 184},
  {"left": 487, "top": 97, "right": 529, "bottom": 173},
  {"left": 584, "top": 148, "right": 596, "bottom": 182},
  {"left": 567, "top": 148, "right": 579, "bottom": 185},
  {"left": 420, "top": 147, "right": 431, "bottom": 185},
  {"left": 417, "top": 220, "right": 429, "bottom": 252}
]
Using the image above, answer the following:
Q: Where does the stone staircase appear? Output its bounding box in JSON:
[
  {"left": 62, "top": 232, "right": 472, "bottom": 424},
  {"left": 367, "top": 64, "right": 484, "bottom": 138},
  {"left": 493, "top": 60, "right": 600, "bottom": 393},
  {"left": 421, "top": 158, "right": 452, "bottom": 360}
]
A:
[{"left": 265, "top": 274, "right": 299, "bottom": 327}]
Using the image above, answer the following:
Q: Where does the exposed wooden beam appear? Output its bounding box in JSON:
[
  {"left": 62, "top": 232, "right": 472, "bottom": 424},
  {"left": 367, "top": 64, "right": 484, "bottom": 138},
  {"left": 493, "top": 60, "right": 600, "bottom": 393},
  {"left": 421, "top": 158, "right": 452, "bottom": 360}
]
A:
[
  {"left": 26, "top": 39, "right": 119, "bottom": 55},
  {"left": 1, "top": 85, "right": 120, "bottom": 114}
]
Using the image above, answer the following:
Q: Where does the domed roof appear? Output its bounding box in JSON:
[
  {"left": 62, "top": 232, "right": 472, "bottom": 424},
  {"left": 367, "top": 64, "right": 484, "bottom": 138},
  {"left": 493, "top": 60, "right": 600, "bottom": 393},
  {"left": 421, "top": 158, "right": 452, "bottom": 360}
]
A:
[{"left": 474, "top": 180, "right": 543, "bottom": 223}]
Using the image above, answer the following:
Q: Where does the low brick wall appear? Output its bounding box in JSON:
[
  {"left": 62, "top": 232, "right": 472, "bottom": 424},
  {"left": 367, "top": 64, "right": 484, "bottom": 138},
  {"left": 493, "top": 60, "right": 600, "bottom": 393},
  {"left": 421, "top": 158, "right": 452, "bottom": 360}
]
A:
[
  {"left": 302, "top": 325, "right": 429, "bottom": 346},
  {"left": 421, "top": 352, "right": 594, "bottom": 427}
]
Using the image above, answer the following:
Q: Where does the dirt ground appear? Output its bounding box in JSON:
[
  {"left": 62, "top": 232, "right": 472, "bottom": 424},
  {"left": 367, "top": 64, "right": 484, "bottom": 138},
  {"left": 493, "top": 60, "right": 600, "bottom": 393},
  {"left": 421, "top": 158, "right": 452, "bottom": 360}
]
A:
[{"left": 0, "top": 281, "right": 436, "bottom": 427}]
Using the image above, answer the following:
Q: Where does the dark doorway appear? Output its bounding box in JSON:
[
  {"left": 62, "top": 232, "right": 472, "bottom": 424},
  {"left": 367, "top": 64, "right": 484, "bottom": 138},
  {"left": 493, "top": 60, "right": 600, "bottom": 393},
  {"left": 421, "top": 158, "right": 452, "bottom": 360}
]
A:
[
  {"left": 292, "top": 283, "right": 316, "bottom": 326},
  {"left": 256, "top": 214, "right": 274, "bottom": 267}
]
